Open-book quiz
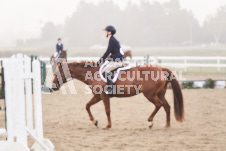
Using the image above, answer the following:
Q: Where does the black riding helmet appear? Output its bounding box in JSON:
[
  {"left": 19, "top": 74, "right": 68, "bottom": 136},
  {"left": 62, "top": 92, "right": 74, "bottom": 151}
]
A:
[{"left": 104, "top": 25, "right": 116, "bottom": 35}]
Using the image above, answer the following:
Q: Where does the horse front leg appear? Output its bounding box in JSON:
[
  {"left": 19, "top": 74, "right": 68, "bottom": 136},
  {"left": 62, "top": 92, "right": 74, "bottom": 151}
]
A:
[
  {"left": 102, "top": 96, "right": 111, "bottom": 129},
  {"left": 86, "top": 95, "right": 101, "bottom": 127}
]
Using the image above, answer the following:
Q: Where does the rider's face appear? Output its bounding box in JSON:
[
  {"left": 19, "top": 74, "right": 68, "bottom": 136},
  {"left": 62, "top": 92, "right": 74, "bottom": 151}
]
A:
[{"left": 105, "top": 31, "right": 111, "bottom": 38}]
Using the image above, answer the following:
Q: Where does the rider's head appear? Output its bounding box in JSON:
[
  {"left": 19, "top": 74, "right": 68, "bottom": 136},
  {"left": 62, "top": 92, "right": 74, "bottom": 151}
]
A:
[
  {"left": 104, "top": 26, "right": 116, "bottom": 38},
  {"left": 58, "top": 38, "right": 62, "bottom": 43}
]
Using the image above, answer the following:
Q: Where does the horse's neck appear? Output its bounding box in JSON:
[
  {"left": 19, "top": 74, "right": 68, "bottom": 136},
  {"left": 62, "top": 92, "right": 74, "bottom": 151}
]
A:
[{"left": 68, "top": 63, "right": 98, "bottom": 85}]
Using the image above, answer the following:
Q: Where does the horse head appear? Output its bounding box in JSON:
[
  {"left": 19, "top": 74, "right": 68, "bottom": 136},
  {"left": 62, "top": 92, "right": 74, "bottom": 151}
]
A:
[
  {"left": 52, "top": 61, "right": 68, "bottom": 91},
  {"left": 51, "top": 61, "right": 98, "bottom": 91}
]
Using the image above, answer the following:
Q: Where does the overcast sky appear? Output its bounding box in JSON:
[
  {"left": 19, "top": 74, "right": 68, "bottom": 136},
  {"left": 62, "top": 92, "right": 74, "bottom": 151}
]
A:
[{"left": 0, "top": 0, "right": 226, "bottom": 47}]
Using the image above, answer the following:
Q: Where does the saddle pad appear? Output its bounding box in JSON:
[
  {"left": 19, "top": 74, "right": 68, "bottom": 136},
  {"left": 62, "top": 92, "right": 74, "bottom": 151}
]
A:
[{"left": 99, "top": 61, "right": 132, "bottom": 83}]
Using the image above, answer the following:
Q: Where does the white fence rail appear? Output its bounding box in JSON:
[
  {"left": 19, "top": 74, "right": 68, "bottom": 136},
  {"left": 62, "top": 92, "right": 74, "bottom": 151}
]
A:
[
  {"left": 153, "top": 56, "right": 226, "bottom": 72},
  {"left": 37, "top": 56, "right": 226, "bottom": 72},
  {"left": 1, "top": 56, "right": 226, "bottom": 72}
]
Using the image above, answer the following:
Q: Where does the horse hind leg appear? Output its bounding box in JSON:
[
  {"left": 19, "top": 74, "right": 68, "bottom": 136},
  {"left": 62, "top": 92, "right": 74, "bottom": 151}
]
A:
[
  {"left": 143, "top": 93, "right": 163, "bottom": 128},
  {"left": 159, "top": 95, "right": 171, "bottom": 127}
]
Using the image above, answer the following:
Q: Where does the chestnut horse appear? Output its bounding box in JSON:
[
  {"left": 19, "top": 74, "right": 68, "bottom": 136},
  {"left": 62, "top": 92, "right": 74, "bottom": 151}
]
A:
[{"left": 52, "top": 61, "right": 184, "bottom": 129}]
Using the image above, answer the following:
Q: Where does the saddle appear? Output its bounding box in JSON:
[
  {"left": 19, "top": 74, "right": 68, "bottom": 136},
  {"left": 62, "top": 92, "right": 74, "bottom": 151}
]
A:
[{"left": 99, "top": 61, "right": 131, "bottom": 83}]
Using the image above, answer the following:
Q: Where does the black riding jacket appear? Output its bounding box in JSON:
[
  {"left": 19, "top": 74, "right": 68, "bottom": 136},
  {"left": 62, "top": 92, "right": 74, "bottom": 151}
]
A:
[{"left": 99, "top": 36, "right": 124, "bottom": 62}]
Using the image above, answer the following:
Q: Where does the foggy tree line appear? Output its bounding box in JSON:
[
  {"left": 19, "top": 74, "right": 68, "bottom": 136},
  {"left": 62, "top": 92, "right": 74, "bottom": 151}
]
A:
[{"left": 19, "top": 0, "right": 226, "bottom": 48}]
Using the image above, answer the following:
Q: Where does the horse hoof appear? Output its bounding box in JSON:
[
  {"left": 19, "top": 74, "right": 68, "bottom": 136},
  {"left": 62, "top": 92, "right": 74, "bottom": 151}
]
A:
[
  {"left": 148, "top": 121, "right": 153, "bottom": 129},
  {"left": 92, "top": 120, "right": 98, "bottom": 127},
  {"left": 102, "top": 127, "right": 111, "bottom": 130},
  {"left": 165, "top": 124, "right": 170, "bottom": 128},
  {"left": 94, "top": 120, "right": 98, "bottom": 127}
]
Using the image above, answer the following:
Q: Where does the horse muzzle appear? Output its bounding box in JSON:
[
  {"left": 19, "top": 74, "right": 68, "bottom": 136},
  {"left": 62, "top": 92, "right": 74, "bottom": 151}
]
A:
[{"left": 52, "top": 83, "right": 60, "bottom": 91}]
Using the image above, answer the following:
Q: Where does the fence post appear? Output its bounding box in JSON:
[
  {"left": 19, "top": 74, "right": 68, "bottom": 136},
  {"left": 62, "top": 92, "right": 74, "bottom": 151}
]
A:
[
  {"left": 153, "top": 56, "right": 158, "bottom": 66},
  {"left": 31, "top": 56, "right": 51, "bottom": 92},
  {"left": 32, "top": 60, "right": 43, "bottom": 139},
  {"left": 3, "top": 60, "right": 14, "bottom": 142},
  {"left": 146, "top": 55, "right": 149, "bottom": 64},
  {"left": 16, "top": 54, "right": 27, "bottom": 146},
  {"left": 0, "top": 61, "right": 5, "bottom": 99},
  {"left": 40, "top": 61, "right": 46, "bottom": 86},
  {"left": 24, "top": 57, "right": 33, "bottom": 130}
]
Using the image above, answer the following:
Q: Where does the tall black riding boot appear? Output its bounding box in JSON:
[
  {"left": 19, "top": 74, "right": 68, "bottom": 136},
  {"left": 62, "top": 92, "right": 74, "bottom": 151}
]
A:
[{"left": 105, "top": 73, "right": 113, "bottom": 94}]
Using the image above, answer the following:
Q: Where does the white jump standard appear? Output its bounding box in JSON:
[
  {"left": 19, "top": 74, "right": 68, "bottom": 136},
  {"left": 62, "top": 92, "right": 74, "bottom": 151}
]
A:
[{"left": 0, "top": 54, "right": 54, "bottom": 151}]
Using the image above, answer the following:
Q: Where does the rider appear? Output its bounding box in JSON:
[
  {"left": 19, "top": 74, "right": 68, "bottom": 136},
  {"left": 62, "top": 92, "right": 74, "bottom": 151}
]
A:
[
  {"left": 55, "top": 38, "right": 63, "bottom": 59},
  {"left": 97, "top": 25, "right": 125, "bottom": 94}
]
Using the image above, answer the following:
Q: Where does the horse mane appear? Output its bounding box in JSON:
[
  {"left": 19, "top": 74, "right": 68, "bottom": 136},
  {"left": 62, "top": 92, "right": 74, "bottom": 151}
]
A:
[{"left": 68, "top": 61, "right": 97, "bottom": 68}]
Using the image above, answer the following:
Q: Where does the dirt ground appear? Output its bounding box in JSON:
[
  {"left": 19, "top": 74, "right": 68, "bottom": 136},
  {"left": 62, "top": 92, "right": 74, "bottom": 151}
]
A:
[{"left": 0, "top": 79, "right": 226, "bottom": 151}]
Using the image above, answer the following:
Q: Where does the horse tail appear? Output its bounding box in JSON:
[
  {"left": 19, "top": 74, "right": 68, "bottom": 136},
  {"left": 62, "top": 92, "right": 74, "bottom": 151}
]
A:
[{"left": 163, "top": 68, "right": 184, "bottom": 122}]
